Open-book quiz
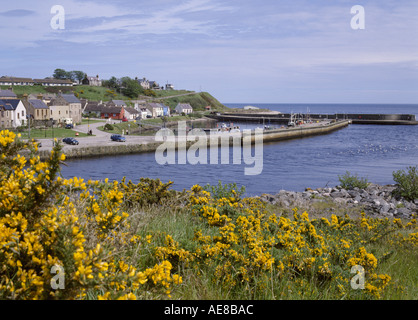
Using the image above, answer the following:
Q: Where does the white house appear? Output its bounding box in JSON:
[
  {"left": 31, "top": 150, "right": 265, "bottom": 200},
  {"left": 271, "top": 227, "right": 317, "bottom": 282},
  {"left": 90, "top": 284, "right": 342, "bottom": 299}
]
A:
[
  {"left": 175, "top": 103, "right": 193, "bottom": 115},
  {"left": 0, "top": 76, "right": 34, "bottom": 86},
  {"left": 124, "top": 107, "right": 139, "bottom": 120},
  {"left": 0, "top": 99, "right": 27, "bottom": 127},
  {"left": 146, "top": 103, "right": 164, "bottom": 117},
  {"left": 138, "top": 78, "right": 150, "bottom": 90}
]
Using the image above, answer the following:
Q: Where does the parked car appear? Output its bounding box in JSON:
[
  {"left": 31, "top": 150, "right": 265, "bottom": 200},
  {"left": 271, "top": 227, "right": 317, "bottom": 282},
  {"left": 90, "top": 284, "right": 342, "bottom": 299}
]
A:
[
  {"left": 121, "top": 117, "right": 128, "bottom": 122},
  {"left": 65, "top": 123, "right": 74, "bottom": 129},
  {"left": 111, "top": 134, "right": 126, "bottom": 142},
  {"left": 63, "top": 137, "right": 79, "bottom": 145}
]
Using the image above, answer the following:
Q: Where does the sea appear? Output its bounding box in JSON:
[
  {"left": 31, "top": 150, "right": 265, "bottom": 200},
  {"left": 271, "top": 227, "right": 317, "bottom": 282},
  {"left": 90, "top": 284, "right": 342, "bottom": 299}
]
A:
[{"left": 60, "top": 103, "right": 418, "bottom": 196}]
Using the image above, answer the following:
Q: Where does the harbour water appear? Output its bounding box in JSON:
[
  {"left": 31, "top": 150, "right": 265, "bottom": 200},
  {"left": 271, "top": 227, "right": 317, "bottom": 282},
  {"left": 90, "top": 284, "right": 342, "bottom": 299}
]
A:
[{"left": 60, "top": 104, "right": 418, "bottom": 196}]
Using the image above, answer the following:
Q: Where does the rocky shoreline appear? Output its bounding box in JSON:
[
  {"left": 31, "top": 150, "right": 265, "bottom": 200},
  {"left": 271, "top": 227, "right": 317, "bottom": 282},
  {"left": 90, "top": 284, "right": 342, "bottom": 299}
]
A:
[{"left": 260, "top": 183, "right": 417, "bottom": 219}]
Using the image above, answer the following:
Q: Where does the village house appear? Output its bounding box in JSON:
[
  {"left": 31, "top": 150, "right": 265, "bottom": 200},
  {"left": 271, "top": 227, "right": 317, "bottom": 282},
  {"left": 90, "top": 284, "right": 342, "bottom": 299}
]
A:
[
  {"left": 22, "top": 95, "right": 50, "bottom": 124},
  {"left": 101, "top": 105, "right": 125, "bottom": 120},
  {"left": 137, "top": 78, "right": 150, "bottom": 90},
  {"left": 0, "top": 99, "right": 26, "bottom": 127},
  {"left": 106, "top": 99, "right": 127, "bottom": 108},
  {"left": 61, "top": 94, "right": 82, "bottom": 124},
  {"left": 83, "top": 101, "right": 105, "bottom": 118},
  {"left": 124, "top": 107, "right": 140, "bottom": 120},
  {"left": 82, "top": 75, "right": 102, "bottom": 86},
  {"left": 138, "top": 108, "right": 151, "bottom": 119},
  {"left": 0, "top": 76, "right": 34, "bottom": 86},
  {"left": 146, "top": 103, "right": 164, "bottom": 118},
  {"left": 163, "top": 105, "right": 170, "bottom": 117},
  {"left": 175, "top": 103, "right": 193, "bottom": 115},
  {"left": 33, "top": 78, "right": 73, "bottom": 87},
  {"left": 28, "top": 93, "right": 57, "bottom": 105},
  {"left": 48, "top": 93, "right": 82, "bottom": 124},
  {"left": 0, "top": 101, "right": 13, "bottom": 128}
]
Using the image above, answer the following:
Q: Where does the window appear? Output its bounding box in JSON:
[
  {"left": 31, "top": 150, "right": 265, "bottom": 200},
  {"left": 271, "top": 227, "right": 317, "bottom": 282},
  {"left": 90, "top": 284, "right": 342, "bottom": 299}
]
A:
[{"left": 22, "top": 110, "right": 25, "bottom": 117}]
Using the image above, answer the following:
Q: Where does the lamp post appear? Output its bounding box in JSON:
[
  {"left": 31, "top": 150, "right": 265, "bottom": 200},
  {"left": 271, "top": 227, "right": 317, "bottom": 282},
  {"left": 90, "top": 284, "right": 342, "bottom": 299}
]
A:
[{"left": 50, "top": 118, "right": 54, "bottom": 146}]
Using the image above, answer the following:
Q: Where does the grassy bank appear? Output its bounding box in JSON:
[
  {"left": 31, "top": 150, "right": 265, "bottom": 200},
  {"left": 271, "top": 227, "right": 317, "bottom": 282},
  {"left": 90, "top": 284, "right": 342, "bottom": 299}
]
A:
[
  {"left": 1, "top": 130, "right": 417, "bottom": 300},
  {"left": 154, "top": 92, "right": 229, "bottom": 112},
  {"left": 11, "top": 127, "right": 88, "bottom": 139}
]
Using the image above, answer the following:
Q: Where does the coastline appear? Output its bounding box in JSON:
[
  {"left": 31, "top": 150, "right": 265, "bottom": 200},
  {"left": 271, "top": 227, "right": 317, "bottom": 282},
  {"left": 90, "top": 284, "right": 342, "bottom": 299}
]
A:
[{"left": 35, "top": 119, "right": 351, "bottom": 161}]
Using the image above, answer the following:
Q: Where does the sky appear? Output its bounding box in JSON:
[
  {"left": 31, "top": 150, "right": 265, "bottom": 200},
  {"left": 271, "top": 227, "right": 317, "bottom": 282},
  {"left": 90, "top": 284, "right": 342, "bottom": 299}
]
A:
[{"left": 0, "top": 0, "right": 417, "bottom": 104}]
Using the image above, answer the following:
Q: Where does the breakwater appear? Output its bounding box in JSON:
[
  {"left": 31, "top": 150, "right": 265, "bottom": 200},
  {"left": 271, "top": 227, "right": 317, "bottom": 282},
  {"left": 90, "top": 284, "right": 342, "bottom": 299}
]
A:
[
  {"left": 208, "top": 112, "right": 418, "bottom": 125},
  {"left": 38, "top": 119, "right": 350, "bottom": 161}
]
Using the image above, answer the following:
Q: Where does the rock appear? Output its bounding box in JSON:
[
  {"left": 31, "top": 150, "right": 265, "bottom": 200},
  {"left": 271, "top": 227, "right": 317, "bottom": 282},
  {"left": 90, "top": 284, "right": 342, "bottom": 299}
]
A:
[
  {"left": 348, "top": 190, "right": 360, "bottom": 198},
  {"left": 302, "top": 192, "right": 311, "bottom": 198},
  {"left": 334, "top": 198, "right": 348, "bottom": 204},
  {"left": 330, "top": 192, "right": 344, "bottom": 198},
  {"left": 396, "top": 207, "right": 411, "bottom": 216},
  {"left": 379, "top": 204, "right": 390, "bottom": 214},
  {"left": 354, "top": 195, "right": 362, "bottom": 203}
]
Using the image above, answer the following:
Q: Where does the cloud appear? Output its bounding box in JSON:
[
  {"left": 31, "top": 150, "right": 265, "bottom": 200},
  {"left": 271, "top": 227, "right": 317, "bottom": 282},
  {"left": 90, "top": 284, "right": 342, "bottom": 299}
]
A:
[{"left": 0, "top": 9, "right": 35, "bottom": 16}]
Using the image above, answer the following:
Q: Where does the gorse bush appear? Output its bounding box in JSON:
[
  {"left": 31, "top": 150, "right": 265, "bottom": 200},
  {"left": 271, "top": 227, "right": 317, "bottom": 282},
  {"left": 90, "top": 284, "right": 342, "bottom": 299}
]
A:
[
  {"left": 0, "top": 130, "right": 417, "bottom": 300},
  {"left": 392, "top": 166, "right": 418, "bottom": 202},
  {"left": 0, "top": 130, "right": 182, "bottom": 299},
  {"left": 338, "top": 171, "right": 369, "bottom": 190},
  {"left": 203, "top": 180, "right": 246, "bottom": 200}
]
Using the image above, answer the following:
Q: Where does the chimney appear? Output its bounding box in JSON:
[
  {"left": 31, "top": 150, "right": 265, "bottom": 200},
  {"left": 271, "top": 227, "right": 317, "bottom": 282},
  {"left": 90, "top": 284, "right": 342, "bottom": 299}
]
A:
[{"left": 22, "top": 93, "right": 28, "bottom": 102}]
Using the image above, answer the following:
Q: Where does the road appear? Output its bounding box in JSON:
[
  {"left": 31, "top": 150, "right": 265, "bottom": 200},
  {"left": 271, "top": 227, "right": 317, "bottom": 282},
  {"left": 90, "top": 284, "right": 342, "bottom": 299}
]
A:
[{"left": 36, "top": 120, "right": 157, "bottom": 151}]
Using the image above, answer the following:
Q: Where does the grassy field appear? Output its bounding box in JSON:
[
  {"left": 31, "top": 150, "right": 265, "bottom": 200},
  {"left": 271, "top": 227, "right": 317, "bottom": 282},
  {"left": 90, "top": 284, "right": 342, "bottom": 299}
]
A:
[
  {"left": 14, "top": 127, "right": 89, "bottom": 139},
  {"left": 1, "top": 85, "right": 130, "bottom": 102}
]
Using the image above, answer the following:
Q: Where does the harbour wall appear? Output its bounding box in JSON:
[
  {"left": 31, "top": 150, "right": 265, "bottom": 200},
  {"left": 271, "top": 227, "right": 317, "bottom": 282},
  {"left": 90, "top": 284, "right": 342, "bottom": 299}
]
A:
[
  {"left": 208, "top": 113, "right": 417, "bottom": 125},
  {"left": 37, "top": 120, "right": 350, "bottom": 161}
]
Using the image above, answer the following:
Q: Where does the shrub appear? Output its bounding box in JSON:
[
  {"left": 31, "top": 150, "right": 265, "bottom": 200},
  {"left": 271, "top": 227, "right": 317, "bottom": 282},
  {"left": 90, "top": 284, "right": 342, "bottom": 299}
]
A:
[
  {"left": 338, "top": 171, "right": 369, "bottom": 190},
  {"left": 0, "top": 130, "right": 182, "bottom": 300},
  {"left": 392, "top": 166, "right": 418, "bottom": 202},
  {"left": 104, "top": 123, "right": 114, "bottom": 131},
  {"left": 203, "top": 180, "right": 246, "bottom": 200}
]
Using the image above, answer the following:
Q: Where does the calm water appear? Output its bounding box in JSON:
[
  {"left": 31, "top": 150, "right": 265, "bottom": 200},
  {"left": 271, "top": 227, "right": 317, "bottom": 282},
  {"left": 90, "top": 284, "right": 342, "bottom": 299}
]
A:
[{"left": 60, "top": 104, "right": 418, "bottom": 196}]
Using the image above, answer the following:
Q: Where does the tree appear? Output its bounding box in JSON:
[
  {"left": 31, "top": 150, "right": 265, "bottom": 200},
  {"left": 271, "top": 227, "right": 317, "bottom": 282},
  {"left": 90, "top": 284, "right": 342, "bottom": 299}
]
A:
[
  {"left": 120, "top": 77, "right": 143, "bottom": 99},
  {"left": 53, "top": 69, "right": 86, "bottom": 82},
  {"left": 53, "top": 68, "right": 69, "bottom": 80},
  {"left": 72, "top": 71, "right": 86, "bottom": 83},
  {"left": 106, "top": 76, "right": 120, "bottom": 90}
]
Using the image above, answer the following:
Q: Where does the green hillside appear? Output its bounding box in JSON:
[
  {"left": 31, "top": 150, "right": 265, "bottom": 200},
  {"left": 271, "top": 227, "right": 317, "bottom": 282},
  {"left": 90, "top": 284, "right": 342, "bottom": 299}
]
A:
[
  {"left": 154, "top": 91, "right": 229, "bottom": 112},
  {"left": 1, "top": 85, "right": 229, "bottom": 111}
]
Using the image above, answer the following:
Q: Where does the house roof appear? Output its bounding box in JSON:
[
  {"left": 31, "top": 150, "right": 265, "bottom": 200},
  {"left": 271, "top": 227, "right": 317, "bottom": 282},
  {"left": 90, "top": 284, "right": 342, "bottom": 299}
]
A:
[
  {"left": 107, "top": 100, "right": 127, "bottom": 106},
  {"left": 147, "top": 103, "right": 164, "bottom": 109},
  {"left": 61, "top": 94, "right": 81, "bottom": 104},
  {"left": 103, "top": 106, "right": 123, "bottom": 114},
  {"left": 28, "top": 99, "right": 48, "bottom": 109},
  {"left": 0, "top": 76, "right": 34, "bottom": 83},
  {"left": 0, "top": 90, "right": 17, "bottom": 98},
  {"left": 124, "top": 107, "right": 139, "bottom": 114},
  {"left": 33, "top": 78, "right": 73, "bottom": 84},
  {"left": 0, "top": 99, "right": 21, "bottom": 110},
  {"left": 49, "top": 95, "right": 68, "bottom": 106},
  {"left": 176, "top": 103, "right": 193, "bottom": 110},
  {"left": 84, "top": 102, "right": 104, "bottom": 112}
]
